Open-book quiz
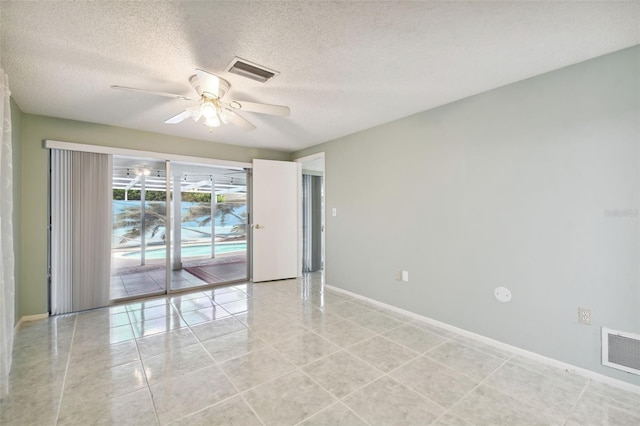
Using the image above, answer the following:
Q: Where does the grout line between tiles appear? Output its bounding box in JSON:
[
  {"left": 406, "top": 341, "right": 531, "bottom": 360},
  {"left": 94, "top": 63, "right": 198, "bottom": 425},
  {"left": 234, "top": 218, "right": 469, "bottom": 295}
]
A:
[
  {"left": 181, "top": 308, "right": 268, "bottom": 426},
  {"left": 236, "top": 390, "right": 268, "bottom": 426},
  {"left": 480, "top": 380, "right": 565, "bottom": 423},
  {"left": 291, "top": 380, "right": 372, "bottom": 426},
  {"left": 53, "top": 315, "right": 78, "bottom": 425},
  {"left": 437, "top": 352, "right": 567, "bottom": 425},
  {"left": 504, "top": 355, "right": 589, "bottom": 391},
  {"left": 334, "top": 349, "right": 418, "bottom": 398},
  {"left": 466, "top": 353, "right": 588, "bottom": 423},
  {"left": 127, "top": 308, "right": 162, "bottom": 426},
  {"left": 290, "top": 401, "right": 341, "bottom": 426},
  {"left": 19, "top": 273, "right": 627, "bottom": 426},
  {"left": 417, "top": 353, "right": 490, "bottom": 385},
  {"left": 562, "top": 379, "right": 590, "bottom": 425},
  {"left": 437, "top": 354, "right": 512, "bottom": 424}
]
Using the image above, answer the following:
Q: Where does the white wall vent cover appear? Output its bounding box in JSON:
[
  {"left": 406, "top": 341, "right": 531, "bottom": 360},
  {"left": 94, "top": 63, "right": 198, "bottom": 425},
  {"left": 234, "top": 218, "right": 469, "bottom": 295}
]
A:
[
  {"left": 225, "top": 57, "right": 279, "bottom": 83},
  {"left": 602, "top": 327, "right": 640, "bottom": 375}
]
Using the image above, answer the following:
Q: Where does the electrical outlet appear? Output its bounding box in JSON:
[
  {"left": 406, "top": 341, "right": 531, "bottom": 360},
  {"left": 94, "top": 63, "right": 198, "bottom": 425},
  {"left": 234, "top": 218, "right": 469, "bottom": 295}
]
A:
[
  {"left": 394, "top": 270, "right": 409, "bottom": 282},
  {"left": 578, "top": 307, "right": 592, "bottom": 325}
]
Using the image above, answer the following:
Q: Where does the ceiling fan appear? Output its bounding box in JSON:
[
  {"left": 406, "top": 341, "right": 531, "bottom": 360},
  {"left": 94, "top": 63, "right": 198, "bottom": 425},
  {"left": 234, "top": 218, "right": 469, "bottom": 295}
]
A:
[{"left": 111, "top": 69, "right": 290, "bottom": 131}]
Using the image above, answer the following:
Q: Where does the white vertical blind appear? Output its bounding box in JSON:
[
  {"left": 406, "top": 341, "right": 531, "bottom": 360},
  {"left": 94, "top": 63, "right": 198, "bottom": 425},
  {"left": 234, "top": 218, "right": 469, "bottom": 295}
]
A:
[
  {"left": 51, "top": 150, "right": 72, "bottom": 314},
  {"left": 0, "top": 70, "right": 15, "bottom": 398},
  {"left": 50, "top": 150, "right": 112, "bottom": 314}
]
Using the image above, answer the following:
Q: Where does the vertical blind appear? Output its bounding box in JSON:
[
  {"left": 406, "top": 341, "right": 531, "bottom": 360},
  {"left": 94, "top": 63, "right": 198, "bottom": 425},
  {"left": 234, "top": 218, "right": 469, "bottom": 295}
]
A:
[{"left": 50, "top": 150, "right": 112, "bottom": 314}]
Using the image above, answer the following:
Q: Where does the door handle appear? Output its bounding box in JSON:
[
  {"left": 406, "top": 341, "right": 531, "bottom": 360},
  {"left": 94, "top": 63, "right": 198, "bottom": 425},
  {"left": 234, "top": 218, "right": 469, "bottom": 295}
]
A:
[{"left": 254, "top": 224, "right": 263, "bottom": 229}]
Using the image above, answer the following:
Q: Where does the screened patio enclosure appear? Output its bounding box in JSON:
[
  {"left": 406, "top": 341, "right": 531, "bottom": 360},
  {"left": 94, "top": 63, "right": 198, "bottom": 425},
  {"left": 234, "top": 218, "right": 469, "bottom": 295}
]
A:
[{"left": 111, "top": 156, "right": 248, "bottom": 300}]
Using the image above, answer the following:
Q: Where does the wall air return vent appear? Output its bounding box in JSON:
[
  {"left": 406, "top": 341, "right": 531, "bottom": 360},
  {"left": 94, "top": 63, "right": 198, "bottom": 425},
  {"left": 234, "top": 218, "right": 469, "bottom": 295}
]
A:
[
  {"left": 225, "top": 57, "right": 279, "bottom": 83},
  {"left": 602, "top": 327, "right": 640, "bottom": 375}
]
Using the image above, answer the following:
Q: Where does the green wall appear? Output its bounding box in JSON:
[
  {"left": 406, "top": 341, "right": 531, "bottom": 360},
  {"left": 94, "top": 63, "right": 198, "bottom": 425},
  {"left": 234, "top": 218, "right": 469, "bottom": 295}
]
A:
[
  {"left": 19, "top": 114, "right": 289, "bottom": 317},
  {"left": 10, "top": 98, "right": 22, "bottom": 325},
  {"left": 294, "top": 46, "right": 640, "bottom": 385}
]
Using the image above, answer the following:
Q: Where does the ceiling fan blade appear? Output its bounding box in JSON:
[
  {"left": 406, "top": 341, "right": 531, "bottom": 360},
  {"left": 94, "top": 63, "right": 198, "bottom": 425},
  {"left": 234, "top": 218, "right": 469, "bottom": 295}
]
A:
[
  {"left": 225, "top": 109, "right": 256, "bottom": 131},
  {"left": 195, "top": 69, "right": 220, "bottom": 98},
  {"left": 164, "top": 110, "right": 192, "bottom": 124},
  {"left": 111, "top": 85, "right": 192, "bottom": 101},
  {"left": 228, "top": 100, "right": 290, "bottom": 117}
]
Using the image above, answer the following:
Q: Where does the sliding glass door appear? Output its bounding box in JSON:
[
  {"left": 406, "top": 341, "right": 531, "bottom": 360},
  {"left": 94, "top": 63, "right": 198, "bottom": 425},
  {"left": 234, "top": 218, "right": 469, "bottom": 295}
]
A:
[
  {"left": 51, "top": 149, "right": 249, "bottom": 309},
  {"left": 169, "top": 162, "right": 248, "bottom": 291},
  {"left": 110, "top": 157, "right": 168, "bottom": 300},
  {"left": 110, "top": 158, "right": 248, "bottom": 300}
]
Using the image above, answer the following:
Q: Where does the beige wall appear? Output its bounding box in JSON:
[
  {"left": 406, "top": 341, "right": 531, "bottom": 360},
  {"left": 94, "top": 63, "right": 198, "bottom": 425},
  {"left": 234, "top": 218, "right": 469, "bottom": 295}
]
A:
[
  {"left": 294, "top": 46, "right": 640, "bottom": 385},
  {"left": 19, "top": 114, "right": 289, "bottom": 316}
]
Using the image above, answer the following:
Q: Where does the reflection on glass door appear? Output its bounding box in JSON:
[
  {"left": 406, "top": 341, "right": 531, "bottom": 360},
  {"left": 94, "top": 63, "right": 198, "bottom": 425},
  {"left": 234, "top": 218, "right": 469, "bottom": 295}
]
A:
[
  {"left": 110, "top": 157, "right": 168, "bottom": 300},
  {"left": 109, "top": 157, "right": 246, "bottom": 300},
  {"left": 169, "top": 162, "right": 248, "bottom": 291}
]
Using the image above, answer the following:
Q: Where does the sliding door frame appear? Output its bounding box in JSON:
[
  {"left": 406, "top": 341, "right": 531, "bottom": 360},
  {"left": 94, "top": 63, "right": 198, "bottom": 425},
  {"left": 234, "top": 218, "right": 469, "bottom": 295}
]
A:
[
  {"left": 45, "top": 140, "right": 253, "bottom": 309},
  {"left": 165, "top": 160, "right": 172, "bottom": 297},
  {"left": 44, "top": 140, "right": 251, "bottom": 170}
]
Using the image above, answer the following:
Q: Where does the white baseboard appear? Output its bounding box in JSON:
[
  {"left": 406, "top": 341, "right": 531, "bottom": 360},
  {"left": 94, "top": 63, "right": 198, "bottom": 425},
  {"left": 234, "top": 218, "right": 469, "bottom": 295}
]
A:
[
  {"left": 325, "top": 284, "right": 640, "bottom": 396},
  {"left": 13, "top": 313, "right": 49, "bottom": 334}
]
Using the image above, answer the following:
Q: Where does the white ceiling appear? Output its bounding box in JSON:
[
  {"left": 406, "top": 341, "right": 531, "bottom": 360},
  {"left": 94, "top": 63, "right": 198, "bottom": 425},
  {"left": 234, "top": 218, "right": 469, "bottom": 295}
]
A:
[{"left": 1, "top": 1, "right": 639, "bottom": 152}]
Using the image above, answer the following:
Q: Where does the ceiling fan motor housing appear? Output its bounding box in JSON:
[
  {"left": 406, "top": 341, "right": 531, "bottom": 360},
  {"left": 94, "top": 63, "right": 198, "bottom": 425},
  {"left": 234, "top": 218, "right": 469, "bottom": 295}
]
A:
[{"left": 189, "top": 74, "right": 230, "bottom": 99}]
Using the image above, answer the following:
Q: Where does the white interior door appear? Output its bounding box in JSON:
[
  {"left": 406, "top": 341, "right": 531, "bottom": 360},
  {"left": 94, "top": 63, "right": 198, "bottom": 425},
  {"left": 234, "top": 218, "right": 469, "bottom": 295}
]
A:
[{"left": 252, "top": 159, "right": 299, "bottom": 282}]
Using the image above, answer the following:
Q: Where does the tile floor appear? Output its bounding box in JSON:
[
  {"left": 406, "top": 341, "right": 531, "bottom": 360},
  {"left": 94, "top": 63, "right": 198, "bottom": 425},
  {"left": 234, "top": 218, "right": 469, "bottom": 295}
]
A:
[{"left": 3, "top": 273, "right": 640, "bottom": 425}]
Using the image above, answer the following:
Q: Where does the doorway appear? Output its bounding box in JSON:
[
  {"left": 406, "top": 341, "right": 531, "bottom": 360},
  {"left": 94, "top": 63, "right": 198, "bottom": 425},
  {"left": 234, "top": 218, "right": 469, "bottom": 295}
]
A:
[
  {"left": 296, "top": 154, "right": 325, "bottom": 273},
  {"left": 109, "top": 156, "right": 248, "bottom": 301}
]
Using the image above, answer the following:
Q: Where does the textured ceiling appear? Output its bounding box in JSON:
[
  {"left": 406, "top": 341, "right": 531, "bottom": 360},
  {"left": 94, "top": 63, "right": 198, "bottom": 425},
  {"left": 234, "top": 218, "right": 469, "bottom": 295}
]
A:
[{"left": 1, "top": 1, "right": 639, "bottom": 152}]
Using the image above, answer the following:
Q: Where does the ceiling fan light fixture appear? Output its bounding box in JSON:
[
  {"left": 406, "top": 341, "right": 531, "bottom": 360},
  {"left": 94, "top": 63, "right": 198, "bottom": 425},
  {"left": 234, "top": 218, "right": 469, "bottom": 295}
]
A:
[
  {"left": 205, "top": 115, "right": 220, "bottom": 128},
  {"left": 200, "top": 101, "right": 217, "bottom": 119},
  {"left": 126, "top": 67, "right": 287, "bottom": 132}
]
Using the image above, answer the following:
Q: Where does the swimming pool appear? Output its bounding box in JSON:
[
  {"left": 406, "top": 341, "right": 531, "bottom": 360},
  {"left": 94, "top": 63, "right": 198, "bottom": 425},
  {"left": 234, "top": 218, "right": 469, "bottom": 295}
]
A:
[{"left": 122, "top": 242, "right": 246, "bottom": 259}]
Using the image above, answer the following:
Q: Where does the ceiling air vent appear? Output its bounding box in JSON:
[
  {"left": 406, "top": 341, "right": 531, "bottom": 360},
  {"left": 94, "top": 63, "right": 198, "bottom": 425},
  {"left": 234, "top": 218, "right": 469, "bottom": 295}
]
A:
[{"left": 225, "top": 57, "right": 279, "bottom": 83}]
